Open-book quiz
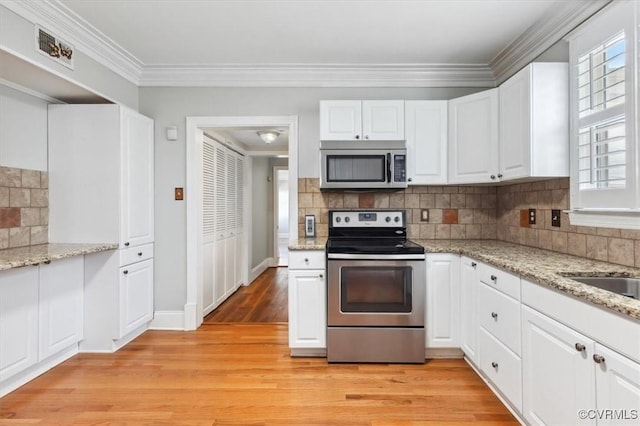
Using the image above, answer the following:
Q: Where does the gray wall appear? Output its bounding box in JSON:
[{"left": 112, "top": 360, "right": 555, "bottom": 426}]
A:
[
  {"left": 138, "top": 86, "right": 484, "bottom": 311},
  {"left": 251, "top": 157, "right": 269, "bottom": 269}
]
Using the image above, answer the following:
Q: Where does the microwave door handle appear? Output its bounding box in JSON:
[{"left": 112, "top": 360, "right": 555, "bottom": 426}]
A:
[{"left": 386, "top": 153, "right": 392, "bottom": 183}]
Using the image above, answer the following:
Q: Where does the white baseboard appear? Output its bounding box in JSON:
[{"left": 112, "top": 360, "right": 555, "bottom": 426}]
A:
[
  {"left": 150, "top": 311, "right": 186, "bottom": 331},
  {"left": 249, "top": 257, "right": 275, "bottom": 282}
]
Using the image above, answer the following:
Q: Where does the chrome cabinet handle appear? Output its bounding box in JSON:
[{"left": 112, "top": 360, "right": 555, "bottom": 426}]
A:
[
  {"left": 491, "top": 362, "right": 498, "bottom": 368},
  {"left": 490, "top": 275, "right": 497, "bottom": 281},
  {"left": 575, "top": 343, "right": 586, "bottom": 352},
  {"left": 471, "top": 262, "right": 477, "bottom": 268},
  {"left": 490, "top": 175, "right": 496, "bottom": 180},
  {"left": 593, "top": 354, "right": 605, "bottom": 364},
  {"left": 319, "top": 274, "right": 324, "bottom": 279},
  {"left": 408, "top": 178, "right": 412, "bottom": 182},
  {"left": 497, "top": 173, "right": 503, "bottom": 178},
  {"left": 355, "top": 135, "right": 360, "bottom": 139},
  {"left": 304, "top": 258, "right": 309, "bottom": 263},
  {"left": 123, "top": 270, "right": 129, "bottom": 275},
  {"left": 491, "top": 312, "right": 498, "bottom": 319},
  {"left": 138, "top": 252, "right": 143, "bottom": 256},
  {"left": 124, "top": 242, "right": 130, "bottom": 247}
]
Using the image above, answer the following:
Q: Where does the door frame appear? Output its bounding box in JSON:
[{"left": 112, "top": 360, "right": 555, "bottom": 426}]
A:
[
  {"left": 273, "top": 165, "right": 289, "bottom": 266},
  {"left": 185, "top": 115, "right": 298, "bottom": 330}
]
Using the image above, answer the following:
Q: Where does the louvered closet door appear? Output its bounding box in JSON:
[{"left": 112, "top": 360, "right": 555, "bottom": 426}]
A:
[
  {"left": 202, "top": 139, "right": 216, "bottom": 315},
  {"left": 235, "top": 156, "right": 244, "bottom": 288},
  {"left": 213, "top": 143, "right": 228, "bottom": 308},
  {"left": 225, "top": 151, "right": 238, "bottom": 295}
]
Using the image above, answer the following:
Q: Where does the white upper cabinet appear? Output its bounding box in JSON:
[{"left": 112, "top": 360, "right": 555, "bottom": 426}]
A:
[
  {"left": 405, "top": 101, "right": 448, "bottom": 185},
  {"left": 499, "top": 63, "right": 569, "bottom": 181},
  {"left": 448, "top": 89, "right": 500, "bottom": 184},
  {"left": 320, "top": 100, "right": 404, "bottom": 141}
]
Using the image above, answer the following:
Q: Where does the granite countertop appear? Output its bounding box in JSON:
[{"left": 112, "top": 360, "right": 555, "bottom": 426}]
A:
[
  {"left": 415, "top": 239, "right": 640, "bottom": 321},
  {"left": 0, "top": 243, "right": 118, "bottom": 271},
  {"left": 290, "top": 237, "right": 640, "bottom": 321},
  {"left": 289, "top": 237, "right": 327, "bottom": 251}
]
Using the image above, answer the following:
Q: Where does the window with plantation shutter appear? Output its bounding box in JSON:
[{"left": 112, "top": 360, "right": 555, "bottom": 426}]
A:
[{"left": 568, "top": 0, "right": 639, "bottom": 228}]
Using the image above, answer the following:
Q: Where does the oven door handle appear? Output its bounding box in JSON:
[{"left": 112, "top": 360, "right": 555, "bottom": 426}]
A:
[{"left": 327, "top": 253, "right": 426, "bottom": 260}]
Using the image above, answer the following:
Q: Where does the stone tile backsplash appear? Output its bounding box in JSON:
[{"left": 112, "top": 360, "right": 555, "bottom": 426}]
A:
[
  {"left": 298, "top": 178, "right": 497, "bottom": 240},
  {"left": 299, "top": 176, "right": 640, "bottom": 269},
  {"left": 0, "top": 167, "right": 48, "bottom": 249}
]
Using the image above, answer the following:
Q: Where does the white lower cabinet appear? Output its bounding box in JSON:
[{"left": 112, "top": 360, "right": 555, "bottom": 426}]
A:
[
  {"left": 288, "top": 250, "right": 326, "bottom": 354},
  {"left": 119, "top": 259, "right": 154, "bottom": 338},
  {"left": 0, "top": 257, "right": 85, "bottom": 397},
  {"left": 522, "top": 305, "right": 596, "bottom": 425},
  {"left": 594, "top": 344, "right": 640, "bottom": 426},
  {"left": 39, "top": 257, "right": 84, "bottom": 360},
  {"left": 0, "top": 267, "right": 39, "bottom": 382},
  {"left": 426, "top": 254, "right": 460, "bottom": 348},
  {"left": 460, "top": 257, "right": 479, "bottom": 364},
  {"left": 479, "top": 327, "right": 523, "bottom": 412}
]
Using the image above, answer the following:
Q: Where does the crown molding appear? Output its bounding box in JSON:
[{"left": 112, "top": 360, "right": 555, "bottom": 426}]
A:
[
  {"left": 139, "top": 64, "right": 496, "bottom": 88},
  {"left": 0, "top": 0, "right": 143, "bottom": 84},
  {"left": 490, "top": 0, "right": 612, "bottom": 85}
]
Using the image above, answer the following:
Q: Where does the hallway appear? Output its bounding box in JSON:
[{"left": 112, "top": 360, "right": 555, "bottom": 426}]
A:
[{"left": 204, "top": 267, "right": 288, "bottom": 323}]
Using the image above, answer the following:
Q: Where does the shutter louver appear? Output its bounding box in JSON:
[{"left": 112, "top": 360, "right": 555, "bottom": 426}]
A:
[
  {"left": 214, "top": 145, "right": 226, "bottom": 236},
  {"left": 226, "top": 153, "right": 237, "bottom": 230},
  {"left": 202, "top": 141, "right": 215, "bottom": 237},
  {"left": 236, "top": 157, "right": 244, "bottom": 229}
]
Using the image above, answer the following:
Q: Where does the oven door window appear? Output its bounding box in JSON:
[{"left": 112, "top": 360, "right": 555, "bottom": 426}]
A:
[{"left": 340, "top": 266, "right": 412, "bottom": 313}]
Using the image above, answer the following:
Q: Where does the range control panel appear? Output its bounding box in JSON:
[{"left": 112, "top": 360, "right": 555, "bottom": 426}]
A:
[{"left": 330, "top": 210, "right": 405, "bottom": 227}]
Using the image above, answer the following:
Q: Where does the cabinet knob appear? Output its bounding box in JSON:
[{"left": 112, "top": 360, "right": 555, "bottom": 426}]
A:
[
  {"left": 490, "top": 175, "right": 496, "bottom": 180},
  {"left": 365, "top": 135, "right": 369, "bottom": 140},
  {"left": 355, "top": 135, "right": 360, "bottom": 140},
  {"left": 408, "top": 177, "right": 412, "bottom": 182},
  {"left": 471, "top": 262, "right": 477, "bottom": 268},
  {"left": 490, "top": 275, "right": 497, "bottom": 282},
  {"left": 138, "top": 252, "right": 143, "bottom": 256},
  {"left": 491, "top": 362, "right": 499, "bottom": 369},
  {"left": 497, "top": 173, "right": 503, "bottom": 179},
  {"left": 575, "top": 343, "right": 586, "bottom": 352},
  {"left": 44, "top": 260, "right": 51, "bottom": 265},
  {"left": 124, "top": 242, "right": 130, "bottom": 247},
  {"left": 319, "top": 273, "right": 324, "bottom": 279},
  {"left": 123, "top": 270, "right": 129, "bottom": 275},
  {"left": 491, "top": 312, "right": 498, "bottom": 319},
  {"left": 304, "top": 258, "right": 309, "bottom": 263},
  {"left": 593, "top": 354, "right": 605, "bottom": 364}
]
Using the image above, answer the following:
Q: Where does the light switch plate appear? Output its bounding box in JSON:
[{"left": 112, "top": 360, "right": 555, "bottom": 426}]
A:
[
  {"left": 421, "top": 209, "right": 429, "bottom": 222},
  {"left": 175, "top": 187, "right": 184, "bottom": 201},
  {"left": 551, "top": 209, "right": 561, "bottom": 227}
]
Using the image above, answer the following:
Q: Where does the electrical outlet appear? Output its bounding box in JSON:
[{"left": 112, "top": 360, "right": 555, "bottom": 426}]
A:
[
  {"left": 175, "top": 187, "right": 184, "bottom": 201},
  {"left": 528, "top": 208, "right": 536, "bottom": 225},
  {"left": 421, "top": 209, "right": 429, "bottom": 222},
  {"left": 551, "top": 209, "right": 561, "bottom": 227}
]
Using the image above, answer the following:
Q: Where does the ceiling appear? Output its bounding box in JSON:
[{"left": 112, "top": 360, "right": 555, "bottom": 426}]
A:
[
  {"left": 60, "top": 0, "right": 557, "bottom": 66},
  {"left": 208, "top": 127, "right": 290, "bottom": 152}
]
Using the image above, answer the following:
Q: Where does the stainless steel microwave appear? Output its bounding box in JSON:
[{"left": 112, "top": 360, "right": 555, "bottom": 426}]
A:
[{"left": 320, "top": 146, "right": 407, "bottom": 190}]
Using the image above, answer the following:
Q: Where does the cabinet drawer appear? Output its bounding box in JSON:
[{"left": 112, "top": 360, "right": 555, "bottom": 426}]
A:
[
  {"left": 120, "top": 243, "right": 154, "bottom": 266},
  {"left": 479, "top": 327, "right": 522, "bottom": 413},
  {"left": 289, "top": 251, "right": 325, "bottom": 269},
  {"left": 478, "top": 282, "right": 521, "bottom": 355},
  {"left": 477, "top": 262, "right": 520, "bottom": 300}
]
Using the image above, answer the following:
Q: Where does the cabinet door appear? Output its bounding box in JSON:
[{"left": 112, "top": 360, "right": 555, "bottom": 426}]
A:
[
  {"left": 460, "top": 257, "right": 478, "bottom": 364},
  {"left": 405, "top": 101, "right": 448, "bottom": 184},
  {"left": 522, "top": 306, "right": 596, "bottom": 425},
  {"left": 426, "top": 254, "right": 460, "bottom": 348},
  {"left": 448, "top": 89, "right": 499, "bottom": 184},
  {"left": 320, "top": 100, "right": 362, "bottom": 141},
  {"left": 499, "top": 65, "right": 531, "bottom": 181},
  {"left": 288, "top": 269, "right": 326, "bottom": 348},
  {"left": 121, "top": 109, "right": 154, "bottom": 248},
  {"left": 362, "top": 100, "right": 405, "bottom": 141},
  {"left": 594, "top": 344, "right": 640, "bottom": 426},
  {"left": 119, "top": 259, "right": 154, "bottom": 338},
  {"left": 0, "top": 267, "right": 38, "bottom": 381},
  {"left": 38, "top": 257, "right": 83, "bottom": 361}
]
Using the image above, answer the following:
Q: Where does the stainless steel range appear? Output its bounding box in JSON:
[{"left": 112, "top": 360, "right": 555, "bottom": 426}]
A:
[{"left": 326, "top": 209, "right": 426, "bottom": 363}]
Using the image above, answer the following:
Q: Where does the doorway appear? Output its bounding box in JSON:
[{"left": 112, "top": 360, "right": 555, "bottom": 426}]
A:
[{"left": 274, "top": 166, "right": 289, "bottom": 267}]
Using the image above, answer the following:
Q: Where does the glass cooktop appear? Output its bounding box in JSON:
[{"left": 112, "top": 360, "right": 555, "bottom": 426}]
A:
[{"left": 326, "top": 238, "right": 425, "bottom": 255}]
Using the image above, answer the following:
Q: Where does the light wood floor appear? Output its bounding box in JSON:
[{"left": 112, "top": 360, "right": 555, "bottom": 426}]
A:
[
  {"left": 0, "top": 323, "right": 517, "bottom": 425},
  {"left": 204, "top": 267, "right": 288, "bottom": 323}
]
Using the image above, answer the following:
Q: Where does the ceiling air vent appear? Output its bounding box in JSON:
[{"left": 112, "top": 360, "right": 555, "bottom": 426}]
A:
[{"left": 35, "top": 26, "right": 74, "bottom": 70}]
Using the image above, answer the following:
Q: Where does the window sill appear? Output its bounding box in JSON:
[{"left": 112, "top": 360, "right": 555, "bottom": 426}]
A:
[{"left": 568, "top": 209, "right": 640, "bottom": 230}]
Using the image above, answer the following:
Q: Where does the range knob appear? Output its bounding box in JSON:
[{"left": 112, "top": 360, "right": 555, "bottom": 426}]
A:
[
  {"left": 385, "top": 216, "right": 391, "bottom": 222},
  {"left": 394, "top": 216, "right": 400, "bottom": 223},
  {"left": 335, "top": 217, "right": 341, "bottom": 223},
  {"left": 345, "top": 217, "right": 350, "bottom": 223}
]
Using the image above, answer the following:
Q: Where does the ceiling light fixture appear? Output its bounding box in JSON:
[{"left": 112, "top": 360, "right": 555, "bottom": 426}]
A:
[{"left": 258, "top": 130, "right": 280, "bottom": 144}]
